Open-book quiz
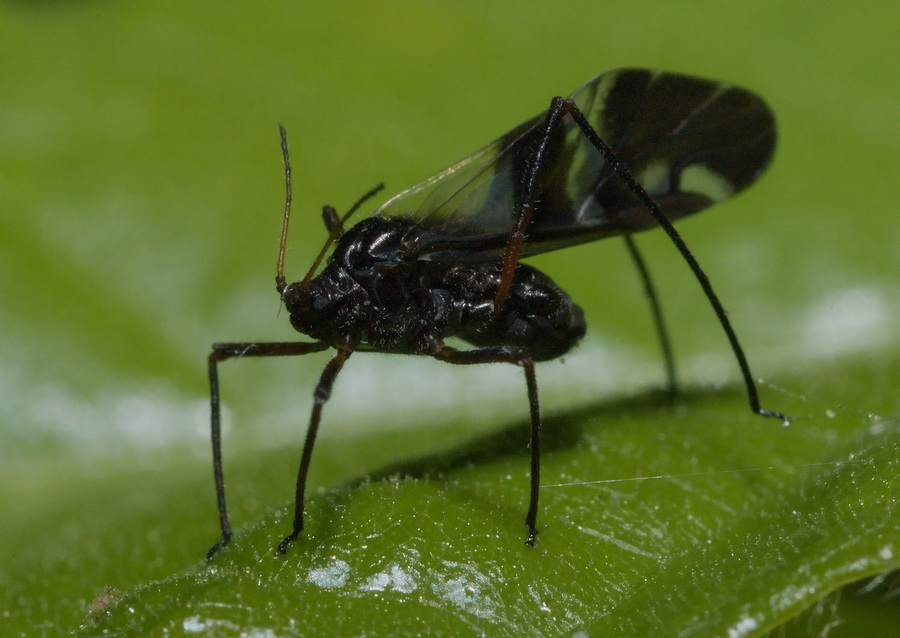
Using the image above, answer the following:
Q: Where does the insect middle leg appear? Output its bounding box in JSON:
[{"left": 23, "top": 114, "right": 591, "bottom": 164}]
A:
[
  {"left": 277, "top": 347, "right": 352, "bottom": 554},
  {"left": 206, "top": 340, "right": 330, "bottom": 561},
  {"left": 431, "top": 344, "right": 542, "bottom": 546}
]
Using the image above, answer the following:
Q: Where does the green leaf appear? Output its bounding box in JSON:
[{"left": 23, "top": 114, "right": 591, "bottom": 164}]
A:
[{"left": 75, "top": 369, "right": 898, "bottom": 635}]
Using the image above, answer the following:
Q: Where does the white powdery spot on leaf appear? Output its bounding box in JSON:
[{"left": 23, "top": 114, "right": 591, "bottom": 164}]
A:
[
  {"left": 306, "top": 559, "right": 351, "bottom": 589},
  {"left": 726, "top": 614, "right": 760, "bottom": 638},
  {"left": 361, "top": 563, "right": 418, "bottom": 594},
  {"left": 429, "top": 560, "right": 499, "bottom": 621}
]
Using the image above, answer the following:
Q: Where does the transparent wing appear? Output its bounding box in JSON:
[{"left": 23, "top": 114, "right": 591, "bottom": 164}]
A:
[{"left": 377, "top": 68, "right": 776, "bottom": 259}]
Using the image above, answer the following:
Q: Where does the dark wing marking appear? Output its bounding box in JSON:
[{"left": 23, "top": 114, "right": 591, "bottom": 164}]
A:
[{"left": 377, "top": 68, "right": 776, "bottom": 260}]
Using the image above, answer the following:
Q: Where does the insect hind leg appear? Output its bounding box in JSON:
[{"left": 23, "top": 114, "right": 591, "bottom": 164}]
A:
[
  {"left": 555, "top": 97, "right": 788, "bottom": 425},
  {"left": 623, "top": 235, "right": 678, "bottom": 394},
  {"left": 431, "top": 344, "right": 542, "bottom": 546}
]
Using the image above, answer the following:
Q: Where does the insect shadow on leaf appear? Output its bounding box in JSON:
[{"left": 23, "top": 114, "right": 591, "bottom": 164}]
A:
[{"left": 204, "top": 68, "right": 789, "bottom": 561}]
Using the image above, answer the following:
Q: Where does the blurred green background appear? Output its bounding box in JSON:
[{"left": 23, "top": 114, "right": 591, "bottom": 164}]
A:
[{"left": 1, "top": 2, "right": 897, "bottom": 636}]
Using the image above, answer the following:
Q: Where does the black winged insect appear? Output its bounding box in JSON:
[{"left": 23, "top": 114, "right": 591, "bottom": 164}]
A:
[{"left": 206, "top": 68, "right": 788, "bottom": 559}]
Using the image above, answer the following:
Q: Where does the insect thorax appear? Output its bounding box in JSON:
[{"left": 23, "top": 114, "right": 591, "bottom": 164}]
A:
[{"left": 281, "top": 217, "right": 586, "bottom": 360}]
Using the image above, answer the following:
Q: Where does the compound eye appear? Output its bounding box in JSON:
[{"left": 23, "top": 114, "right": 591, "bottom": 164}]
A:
[{"left": 281, "top": 282, "right": 311, "bottom": 314}]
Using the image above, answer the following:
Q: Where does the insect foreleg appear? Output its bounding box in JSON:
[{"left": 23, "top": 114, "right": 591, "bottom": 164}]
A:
[
  {"left": 321, "top": 180, "right": 385, "bottom": 237},
  {"left": 431, "top": 344, "right": 542, "bottom": 545},
  {"left": 206, "top": 340, "right": 330, "bottom": 561},
  {"left": 277, "top": 347, "right": 352, "bottom": 555},
  {"left": 321, "top": 205, "right": 342, "bottom": 235},
  {"left": 302, "top": 183, "right": 387, "bottom": 286}
]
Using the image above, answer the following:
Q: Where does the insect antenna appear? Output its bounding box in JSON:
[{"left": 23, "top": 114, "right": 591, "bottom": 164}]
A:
[
  {"left": 340, "top": 183, "right": 386, "bottom": 231},
  {"left": 274, "top": 124, "right": 384, "bottom": 292},
  {"left": 275, "top": 123, "right": 292, "bottom": 295}
]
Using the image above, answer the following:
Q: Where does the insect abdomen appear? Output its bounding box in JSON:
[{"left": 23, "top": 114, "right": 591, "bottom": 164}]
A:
[{"left": 448, "top": 263, "right": 586, "bottom": 361}]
